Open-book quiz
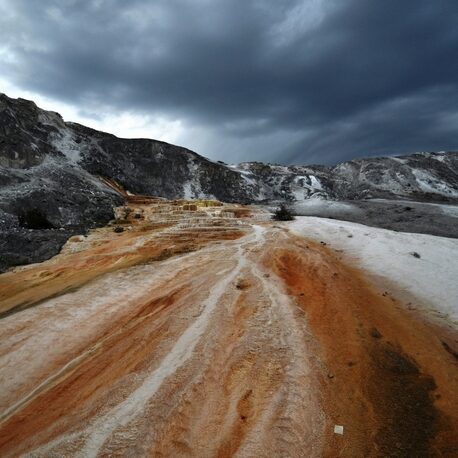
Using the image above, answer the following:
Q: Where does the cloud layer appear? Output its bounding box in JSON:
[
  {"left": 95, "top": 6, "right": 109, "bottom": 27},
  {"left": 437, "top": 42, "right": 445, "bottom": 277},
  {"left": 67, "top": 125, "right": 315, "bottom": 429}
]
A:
[{"left": 1, "top": 0, "right": 457, "bottom": 164}]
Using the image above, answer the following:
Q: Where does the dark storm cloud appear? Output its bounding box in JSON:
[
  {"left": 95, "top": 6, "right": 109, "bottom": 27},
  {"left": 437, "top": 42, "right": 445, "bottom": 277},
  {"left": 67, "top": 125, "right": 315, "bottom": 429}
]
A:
[{"left": 1, "top": 0, "right": 457, "bottom": 164}]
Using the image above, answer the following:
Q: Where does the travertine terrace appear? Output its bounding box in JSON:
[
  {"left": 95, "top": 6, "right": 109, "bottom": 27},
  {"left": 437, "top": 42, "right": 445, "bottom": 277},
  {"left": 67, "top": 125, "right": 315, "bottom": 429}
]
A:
[{"left": 0, "top": 196, "right": 457, "bottom": 457}]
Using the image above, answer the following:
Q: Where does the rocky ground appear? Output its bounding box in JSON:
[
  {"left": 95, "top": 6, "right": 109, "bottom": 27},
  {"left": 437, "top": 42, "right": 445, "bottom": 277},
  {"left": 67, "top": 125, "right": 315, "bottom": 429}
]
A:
[
  {"left": 0, "top": 197, "right": 457, "bottom": 457},
  {"left": 291, "top": 198, "right": 458, "bottom": 238}
]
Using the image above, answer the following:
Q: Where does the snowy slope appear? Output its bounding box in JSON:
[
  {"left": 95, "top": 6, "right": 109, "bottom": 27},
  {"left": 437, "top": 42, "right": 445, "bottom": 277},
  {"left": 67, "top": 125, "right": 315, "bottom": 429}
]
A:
[{"left": 290, "top": 217, "right": 458, "bottom": 325}]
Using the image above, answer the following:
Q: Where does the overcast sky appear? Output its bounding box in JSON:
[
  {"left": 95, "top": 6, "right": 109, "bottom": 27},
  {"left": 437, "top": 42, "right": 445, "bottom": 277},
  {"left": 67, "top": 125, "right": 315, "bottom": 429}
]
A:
[{"left": 1, "top": 0, "right": 457, "bottom": 165}]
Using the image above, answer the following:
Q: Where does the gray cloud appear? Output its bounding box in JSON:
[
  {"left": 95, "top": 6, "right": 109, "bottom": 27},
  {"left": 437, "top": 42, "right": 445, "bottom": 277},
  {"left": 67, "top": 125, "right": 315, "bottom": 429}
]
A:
[{"left": 1, "top": 0, "right": 457, "bottom": 164}]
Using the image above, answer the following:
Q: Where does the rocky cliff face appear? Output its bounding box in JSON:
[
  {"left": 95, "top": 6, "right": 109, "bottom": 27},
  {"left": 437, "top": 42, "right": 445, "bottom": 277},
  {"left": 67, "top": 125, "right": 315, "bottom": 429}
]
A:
[{"left": 1, "top": 92, "right": 457, "bottom": 270}]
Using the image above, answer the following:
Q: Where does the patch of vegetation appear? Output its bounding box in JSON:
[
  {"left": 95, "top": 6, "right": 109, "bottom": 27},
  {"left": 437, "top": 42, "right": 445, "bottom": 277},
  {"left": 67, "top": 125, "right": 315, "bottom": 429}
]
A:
[{"left": 272, "top": 204, "right": 295, "bottom": 221}]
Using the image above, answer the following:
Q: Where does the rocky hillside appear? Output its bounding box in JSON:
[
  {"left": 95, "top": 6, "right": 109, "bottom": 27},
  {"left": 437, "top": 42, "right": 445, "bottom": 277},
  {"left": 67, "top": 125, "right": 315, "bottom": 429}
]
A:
[
  {"left": 0, "top": 94, "right": 256, "bottom": 270},
  {"left": 1, "top": 92, "right": 457, "bottom": 270},
  {"left": 233, "top": 153, "right": 458, "bottom": 203}
]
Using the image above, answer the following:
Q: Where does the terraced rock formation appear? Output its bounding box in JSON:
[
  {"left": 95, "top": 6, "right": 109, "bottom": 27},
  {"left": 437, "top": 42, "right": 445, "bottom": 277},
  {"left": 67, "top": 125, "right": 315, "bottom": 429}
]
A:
[{"left": 0, "top": 199, "right": 457, "bottom": 457}]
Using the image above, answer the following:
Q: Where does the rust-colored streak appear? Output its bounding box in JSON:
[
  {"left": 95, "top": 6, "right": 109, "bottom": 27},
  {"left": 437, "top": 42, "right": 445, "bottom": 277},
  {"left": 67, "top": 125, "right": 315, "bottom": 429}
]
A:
[
  {"left": 269, "top": 235, "right": 458, "bottom": 457},
  {"left": 0, "top": 291, "right": 183, "bottom": 455}
]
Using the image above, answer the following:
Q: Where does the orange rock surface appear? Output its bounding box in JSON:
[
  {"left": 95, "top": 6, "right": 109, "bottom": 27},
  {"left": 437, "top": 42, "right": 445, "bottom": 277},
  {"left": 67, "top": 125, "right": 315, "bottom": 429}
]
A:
[{"left": 0, "top": 200, "right": 456, "bottom": 457}]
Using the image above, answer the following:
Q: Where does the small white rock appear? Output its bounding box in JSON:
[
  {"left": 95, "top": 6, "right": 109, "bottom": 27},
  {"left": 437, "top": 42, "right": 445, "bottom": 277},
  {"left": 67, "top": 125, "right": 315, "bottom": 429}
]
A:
[{"left": 334, "top": 425, "right": 344, "bottom": 435}]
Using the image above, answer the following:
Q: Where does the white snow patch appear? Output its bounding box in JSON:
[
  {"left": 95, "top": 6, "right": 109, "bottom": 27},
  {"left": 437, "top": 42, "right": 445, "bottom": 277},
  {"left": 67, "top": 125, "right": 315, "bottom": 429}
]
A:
[
  {"left": 292, "top": 175, "right": 324, "bottom": 201},
  {"left": 309, "top": 175, "right": 323, "bottom": 190},
  {"left": 290, "top": 217, "right": 458, "bottom": 325},
  {"left": 182, "top": 181, "right": 194, "bottom": 199},
  {"left": 412, "top": 168, "right": 457, "bottom": 196},
  {"left": 182, "top": 156, "right": 212, "bottom": 199},
  {"left": 50, "top": 128, "right": 82, "bottom": 164},
  {"left": 433, "top": 152, "right": 447, "bottom": 162}
]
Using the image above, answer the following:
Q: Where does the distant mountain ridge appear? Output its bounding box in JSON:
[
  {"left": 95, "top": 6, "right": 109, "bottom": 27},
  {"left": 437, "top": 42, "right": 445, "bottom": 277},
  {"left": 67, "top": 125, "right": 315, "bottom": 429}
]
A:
[
  {"left": 1, "top": 92, "right": 458, "bottom": 270},
  {"left": 232, "top": 152, "right": 458, "bottom": 202}
]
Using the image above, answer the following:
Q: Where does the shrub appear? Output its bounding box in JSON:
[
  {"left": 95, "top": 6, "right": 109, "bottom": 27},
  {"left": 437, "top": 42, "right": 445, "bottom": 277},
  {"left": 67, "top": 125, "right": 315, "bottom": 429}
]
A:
[{"left": 272, "top": 204, "right": 295, "bottom": 221}]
